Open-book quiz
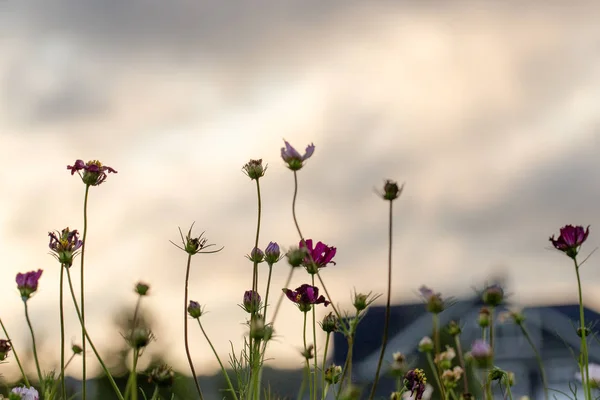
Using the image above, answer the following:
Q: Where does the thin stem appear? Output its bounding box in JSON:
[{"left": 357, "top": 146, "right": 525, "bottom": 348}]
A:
[
  {"left": 183, "top": 253, "right": 204, "bottom": 400},
  {"left": 368, "top": 200, "right": 394, "bottom": 400},
  {"left": 311, "top": 275, "right": 318, "bottom": 400},
  {"left": 518, "top": 323, "right": 548, "bottom": 400},
  {"left": 336, "top": 311, "right": 358, "bottom": 398},
  {"left": 262, "top": 265, "right": 274, "bottom": 326},
  {"left": 125, "top": 296, "right": 143, "bottom": 400},
  {"left": 426, "top": 353, "right": 444, "bottom": 400},
  {"left": 131, "top": 348, "right": 139, "bottom": 400},
  {"left": 65, "top": 267, "right": 125, "bottom": 400},
  {"left": 489, "top": 307, "right": 495, "bottom": 353},
  {"left": 55, "top": 353, "right": 76, "bottom": 395},
  {"left": 454, "top": 336, "right": 470, "bottom": 394},
  {"left": 303, "top": 311, "right": 313, "bottom": 400},
  {"left": 504, "top": 376, "right": 514, "bottom": 400},
  {"left": 321, "top": 332, "right": 331, "bottom": 400},
  {"left": 60, "top": 265, "right": 67, "bottom": 399},
  {"left": 23, "top": 301, "right": 43, "bottom": 387},
  {"left": 150, "top": 385, "right": 160, "bottom": 400},
  {"left": 197, "top": 319, "right": 239, "bottom": 400},
  {"left": 0, "top": 318, "right": 30, "bottom": 387},
  {"left": 270, "top": 267, "right": 295, "bottom": 326},
  {"left": 248, "top": 179, "right": 263, "bottom": 400},
  {"left": 574, "top": 258, "right": 592, "bottom": 400},
  {"left": 432, "top": 314, "right": 447, "bottom": 400},
  {"left": 80, "top": 184, "right": 90, "bottom": 400}
]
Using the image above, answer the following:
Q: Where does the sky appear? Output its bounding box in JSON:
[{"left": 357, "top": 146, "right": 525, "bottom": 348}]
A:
[{"left": 1, "top": 0, "right": 600, "bottom": 382}]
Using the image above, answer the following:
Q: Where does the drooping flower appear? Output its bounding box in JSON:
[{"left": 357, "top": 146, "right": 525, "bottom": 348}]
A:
[
  {"left": 16, "top": 270, "right": 43, "bottom": 301},
  {"left": 419, "top": 286, "right": 445, "bottom": 314},
  {"left": 242, "top": 159, "right": 267, "bottom": 180},
  {"left": 300, "top": 239, "right": 336, "bottom": 274},
  {"left": 67, "top": 159, "right": 117, "bottom": 186},
  {"left": 264, "top": 242, "right": 282, "bottom": 265},
  {"left": 549, "top": 225, "right": 590, "bottom": 259},
  {"left": 281, "top": 140, "right": 315, "bottom": 171},
  {"left": 242, "top": 290, "right": 262, "bottom": 314},
  {"left": 48, "top": 227, "right": 83, "bottom": 267},
  {"left": 10, "top": 386, "right": 39, "bottom": 400},
  {"left": 283, "top": 284, "right": 330, "bottom": 312},
  {"left": 404, "top": 368, "right": 427, "bottom": 400}
]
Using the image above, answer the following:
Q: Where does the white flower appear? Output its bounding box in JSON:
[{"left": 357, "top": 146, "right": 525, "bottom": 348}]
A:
[
  {"left": 575, "top": 363, "right": 600, "bottom": 388},
  {"left": 10, "top": 386, "right": 39, "bottom": 400},
  {"left": 402, "top": 383, "right": 433, "bottom": 400}
]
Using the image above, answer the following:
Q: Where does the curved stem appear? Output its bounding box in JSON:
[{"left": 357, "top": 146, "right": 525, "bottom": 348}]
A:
[
  {"left": 368, "top": 200, "right": 394, "bottom": 400},
  {"left": 65, "top": 267, "right": 125, "bottom": 400},
  {"left": 0, "top": 318, "right": 30, "bottom": 387},
  {"left": 23, "top": 302, "right": 43, "bottom": 387},
  {"left": 183, "top": 253, "right": 204, "bottom": 400},
  {"left": 574, "top": 258, "right": 592, "bottom": 400},
  {"left": 197, "top": 319, "right": 239, "bottom": 400},
  {"left": 60, "top": 265, "right": 67, "bottom": 399},
  {"left": 80, "top": 184, "right": 90, "bottom": 400}
]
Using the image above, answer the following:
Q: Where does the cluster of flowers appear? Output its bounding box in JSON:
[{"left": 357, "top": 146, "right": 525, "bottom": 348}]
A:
[{"left": 0, "top": 143, "right": 595, "bottom": 400}]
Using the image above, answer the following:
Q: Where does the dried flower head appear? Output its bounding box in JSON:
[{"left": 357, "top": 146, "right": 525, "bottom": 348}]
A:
[
  {"left": 170, "top": 223, "right": 223, "bottom": 256},
  {"left": 16, "top": 270, "right": 43, "bottom": 301},
  {"left": 549, "top": 225, "right": 590, "bottom": 259},
  {"left": 67, "top": 159, "right": 117, "bottom": 186},
  {"left": 242, "top": 159, "right": 267, "bottom": 180},
  {"left": 148, "top": 364, "right": 175, "bottom": 387},
  {"left": 404, "top": 369, "right": 427, "bottom": 400},
  {"left": 281, "top": 140, "right": 315, "bottom": 171},
  {"left": 283, "top": 284, "right": 330, "bottom": 312},
  {"left": 0, "top": 339, "right": 11, "bottom": 361},
  {"left": 48, "top": 228, "right": 83, "bottom": 267},
  {"left": 126, "top": 327, "right": 155, "bottom": 349}
]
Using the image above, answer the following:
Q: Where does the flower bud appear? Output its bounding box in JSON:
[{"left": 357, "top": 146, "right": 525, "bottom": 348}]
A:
[
  {"left": 470, "top": 340, "right": 493, "bottom": 368},
  {"left": 418, "top": 336, "right": 434, "bottom": 353},
  {"left": 447, "top": 320, "right": 462, "bottom": 336},
  {"left": 72, "top": 343, "right": 83, "bottom": 355},
  {"left": 321, "top": 312, "right": 338, "bottom": 333},
  {"left": 324, "top": 365, "right": 342, "bottom": 384},
  {"left": 187, "top": 300, "right": 203, "bottom": 319},
  {"left": 247, "top": 247, "right": 265, "bottom": 264},
  {"left": 264, "top": 242, "right": 281, "bottom": 264},
  {"left": 482, "top": 284, "right": 504, "bottom": 307},
  {"left": 242, "top": 290, "right": 262, "bottom": 314},
  {"left": 353, "top": 293, "right": 369, "bottom": 311},
  {"left": 286, "top": 247, "right": 306, "bottom": 267},
  {"left": 419, "top": 286, "right": 445, "bottom": 314},
  {"left": 578, "top": 327, "right": 591, "bottom": 338},
  {"left": 382, "top": 180, "right": 403, "bottom": 201},
  {"left": 0, "top": 340, "right": 11, "bottom": 361},
  {"left": 135, "top": 282, "right": 150, "bottom": 296},
  {"left": 242, "top": 159, "right": 266, "bottom": 180},
  {"left": 478, "top": 307, "right": 491, "bottom": 327}
]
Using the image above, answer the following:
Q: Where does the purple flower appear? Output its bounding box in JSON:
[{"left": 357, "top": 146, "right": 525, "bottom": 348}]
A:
[
  {"left": 48, "top": 227, "right": 83, "bottom": 267},
  {"left": 187, "top": 300, "right": 203, "bottom": 319},
  {"left": 264, "top": 242, "right": 281, "bottom": 264},
  {"left": 404, "top": 369, "right": 427, "bottom": 400},
  {"left": 283, "top": 284, "right": 330, "bottom": 312},
  {"left": 11, "top": 386, "right": 39, "bottom": 400},
  {"left": 247, "top": 247, "right": 265, "bottom": 264},
  {"left": 67, "top": 159, "right": 117, "bottom": 186},
  {"left": 280, "top": 140, "right": 315, "bottom": 171},
  {"left": 550, "top": 225, "right": 590, "bottom": 259},
  {"left": 16, "top": 270, "right": 43, "bottom": 301},
  {"left": 300, "top": 239, "right": 336, "bottom": 273},
  {"left": 242, "top": 290, "right": 262, "bottom": 314},
  {"left": 419, "top": 286, "right": 445, "bottom": 314},
  {"left": 470, "top": 339, "right": 493, "bottom": 367}
]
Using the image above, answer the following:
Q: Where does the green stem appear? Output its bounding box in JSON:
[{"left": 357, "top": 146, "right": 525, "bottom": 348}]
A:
[
  {"left": 183, "top": 253, "right": 204, "bottom": 400},
  {"left": 303, "top": 311, "right": 313, "bottom": 400},
  {"left": 432, "top": 314, "right": 447, "bottom": 400},
  {"left": 125, "top": 296, "right": 143, "bottom": 400},
  {"left": 574, "top": 258, "right": 592, "bottom": 400},
  {"left": 150, "top": 385, "right": 160, "bottom": 400},
  {"left": 80, "top": 184, "right": 90, "bottom": 400},
  {"left": 336, "top": 312, "right": 358, "bottom": 399},
  {"left": 23, "top": 301, "right": 43, "bottom": 388},
  {"left": 55, "top": 353, "right": 76, "bottom": 396},
  {"left": 454, "top": 336, "right": 470, "bottom": 395},
  {"left": 504, "top": 376, "right": 514, "bottom": 400},
  {"left": 0, "top": 318, "right": 30, "bottom": 387},
  {"left": 131, "top": 348, "right": 139, "bottom": 400},
  {"left": 262, "top": 264, "right": 273, "bottom": 327},
  {"left": 519, "top": 323, "right": 548, "bottom": 400},
  {"left": 489, "top": 307, "right": 495, "bottom": 353},
  {"left": 65, "top": 267, "right": 125, "bottom": 400},
  {"left": 426, "top": 353, "right": 444, "bottom": 400},
  {"left": 368, "top": 200, "right": 394, "bottom": 400},
  {"left": 321, "top": 332, "right": 330, "bottom": 400},
  {"left": 311, "top": 275, "right": 318, "bottom": 400},
  {"left": 197, "top": 319, "right": 239, "bottom": 400},
  {"left": 248, "top": 179, "right": 263, "bottom": 400},
  {"left": 60, "top": 265, "right": 67, "bottom": 399}
]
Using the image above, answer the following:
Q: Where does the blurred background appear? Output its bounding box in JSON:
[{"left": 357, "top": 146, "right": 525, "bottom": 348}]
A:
[{"left": 1, "top": 0, "right": 600, "bottom": 397}]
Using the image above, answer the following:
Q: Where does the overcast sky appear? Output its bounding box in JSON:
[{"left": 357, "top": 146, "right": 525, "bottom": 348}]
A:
[{"left": 1, "top": 0, "right": 600, "bottom": 382}]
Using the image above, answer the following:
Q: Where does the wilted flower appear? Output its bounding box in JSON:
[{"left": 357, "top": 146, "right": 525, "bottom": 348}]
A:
[
  {"left": 264, "top": 242, "right": 282, "bottom": 265},
  {"left": 404, "top": 369, "right": 427, "bottom": 400},
  {"left": 549, "top": 225, "right": 590, "bottom": 259},
  {"left": 470, "top": 340, "right": 493, "bottom": 368},
  {"left": 246, "top": 247, "right": 265, "bottom": 264},
  {"left": 441, "top": 366, "right": 463, "bottom": 389},
  {"left": 0, "top": 340, "right": 11, "bottom": 361},
  {"left": 67, "top": 159, "right": 117, "bottom": 186},
  {"left": 16, "top": 270, "right": 43, "bottom": 301},
  {"left": 187, "top": 300, "right": 203, "bottom": 319},
  {"left": 482, "top": 284, "right": 504, "bottom": 307},
  {"left": 48, "top": 228, "right": 83, "bottom": 267},
  {"left": 283, "top": 284, "right": 330, "bottom": 312},
  {"left": 10, "top": 386, "right": 39, "bottom": 400},
  {"left": 576, "top": 363, "right": 600, "bottom": 388},
  {"left": 281, "top": 140, "right": 315, "bottom": 171},
  {"left": 324, "top": 365, "right": 343, "bottom": 384},
  {"left": 380, "top": 180, "right": 404, "bottom": 201},
  {"left": 242, "top": 159, "right": 267, "bottom": 180},
  {"left": 242, "top": 290, "right": 262, "bottom": 314},
  {"left": 300, "top": 239, "right": 336, "bottom": 274},
  {"left": 286, "top": 247, "right": 306, "bottom": 267},
  {"left": 320, "top": 312, "right": 339, "bottom": 333},
  {"left": 135, "top": 282, "right": 150, "bottom": 296},
  {"left": 418, "top": 336, "right": 434, "bottom": 353},
  {"left": 148, "top": 364, "right": 175, "bottom": 387},
  {"left": 419, "top": 286, "right": 445, "bottom": 314},
  {"left": 171, "top": 223, "right": 222, "bottom": 256}
]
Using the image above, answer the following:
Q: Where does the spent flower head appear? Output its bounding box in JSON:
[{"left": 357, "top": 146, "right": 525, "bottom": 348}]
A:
[
  {"left": 187, "top": 300, "right": 203, "bottom": 319},
  {"left": 283, "top": 284, "right": 330, "bottom": 312},
  {"left": 48, "top": 228, "right": 83, "bottom": 267},
  {"left": 281, "top": 140, "right": 315, "bottom": 171},
  {"left": 171, "top": 223, "right": 223, "bottom": 256},
  {"left": 242, "top": 159, "right": 267, "bottom": 180},
  {"left": 0, "top": 339, "right": 11, "bottom": 361},
  {"left": 264, "top": 242, "right": 282, "bottom": 265},
  {"left": 67, "top": 159, "right": 117, "bottom": 186},
  {"left": 419, "top": 286, "right": 445, "bottom": 314},
  {"left": 300, "top": 239, "right": 337, "bottom": 274},
  {"left": 549, "top": 224, "right": 590, "bottom": 259},
  {"left": 404, "top": 369, "right": 427, "bottom": 400},
  {"left": 148, "top": 363, "right": 175, "bottom": 387},
  {"left": 16, "top": 270, "right": 43, "bottom": 301},
  {"left": 380, "top": 180, "right": 404, "bottom": 201},
  {"left": 320, "top": 312, "right": 339, "bottom": 333}
]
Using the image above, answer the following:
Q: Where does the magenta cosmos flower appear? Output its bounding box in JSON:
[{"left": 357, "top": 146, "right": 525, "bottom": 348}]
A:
[
  {"left": 67, "top": 159, "right": 117, "bottom": 186},
  {"left": 281, "top": 140, "right": 315, "bottom": 171},
  {"left": 16, "top": 270, "right": 43, "bottom": 301},
  {"left": 300, "top": 239, "right": 336, "bottom": 274},
  {"left": 48, "top": 227, "right": 83, "bottom": 267},
  {"left": 549, "top": 225, "right": 590, "bottom": 259},
  {"left": 283, "top": 284, "right": 330, "bottom": 312}
]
